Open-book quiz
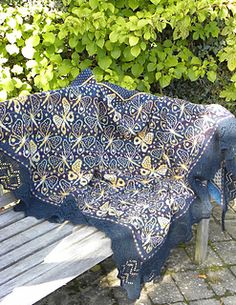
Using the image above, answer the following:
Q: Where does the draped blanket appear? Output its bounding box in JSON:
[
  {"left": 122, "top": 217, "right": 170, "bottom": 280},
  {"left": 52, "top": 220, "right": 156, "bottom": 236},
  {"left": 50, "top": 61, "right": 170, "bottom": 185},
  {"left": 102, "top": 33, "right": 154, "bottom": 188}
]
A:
[{"left": 0, "top": 69, "right": 236, "bottom": 299}]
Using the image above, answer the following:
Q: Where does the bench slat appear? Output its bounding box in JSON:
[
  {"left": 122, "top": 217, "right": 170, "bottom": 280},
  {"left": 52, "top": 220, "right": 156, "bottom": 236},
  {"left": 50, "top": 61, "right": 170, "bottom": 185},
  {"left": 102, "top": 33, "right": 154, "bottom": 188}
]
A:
[
  {"left": 0, "top": 192, "right": 17, "bottom": 209},
  {"left": 0, "top": 216, "right": 43, "bottom": 244},
  {"left": 0, "top": 223, "right": 74, "bottom": 273},
  {"left": 0, "top": 223, "right": 101, "bottom": 285},
  {"left": 0, "top": 220, "right": 61, "bottom": 257},
  {"left": 0, "top": 210, "right": 25, "bottom": 229},
  {"left": 0, "top": 234, "right": 112, "bottom": 305}
]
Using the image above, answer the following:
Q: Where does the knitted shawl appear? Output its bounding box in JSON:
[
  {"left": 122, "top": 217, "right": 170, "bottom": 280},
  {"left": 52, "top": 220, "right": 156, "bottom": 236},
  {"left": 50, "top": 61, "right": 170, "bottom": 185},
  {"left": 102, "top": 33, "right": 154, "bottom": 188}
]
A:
[{"left": 0, "top": 69, "right": 235, "bottom": 299}]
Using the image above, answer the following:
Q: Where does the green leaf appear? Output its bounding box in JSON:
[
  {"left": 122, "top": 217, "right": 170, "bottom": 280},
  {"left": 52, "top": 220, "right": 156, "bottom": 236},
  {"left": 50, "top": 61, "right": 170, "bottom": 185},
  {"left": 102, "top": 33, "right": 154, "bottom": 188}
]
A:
[
  {"left": 128, "top": 0, "right": 140, "bottom": 10},
  {"left": 191, "top": 57, "right": 201, "bottom": 65},
  {"left": 80, "top": 59, "right": 93, "bottom": 70},
  {"left": 155, "top": 72, "right": 162, "bottom": 80},
  {"left": 69, "top": 35, "right": 78, "bottom": 48},
  {"left": 228, "top": 54, "right": 236, "bottom": 71},
  {"left": 89, "top": 0, "right": 98, "bottom": 9},
  {"left": 96, "top": 38, "right": 105, "bottom": 48},
  {"left": 231, "top": 73, "right": 236, "bottom": 82},
  {"left": 58, "top": 30, "right": 67, "bottom": 40},
  {"left": 109, "top": 31, "right": 119, "bottom": 43},
  {"left": 45, "top": 69, "right": 54, "bottom": 81},
  {"left": 98, "top": 56, "right": 112, "bottom": 70},
  {"left": 26, "top": 60, "right": 37, "bottom": 69},
  {"left": 159, "top": 75, "right": 171, "bottom": 88},
  {"left": 43, "top": 32, "right": 56, "bottom": 44},
  {"left": 111, "top": 47, "right": 121, "bottom": 59},
  {"left": 220, "top": 85, "right": 236, "bottom": 101},
  {"left": 71, "top": 67, "right": 80, "bottom": 78},
  {"left": 150, "top": 0, "right": 161, "bottom": 4},
  {"left": 129, "top": 35, "right": 139, "bottom": 46},
  {"left": 32, "top": 35, "right": 40, "bottom": 47},
  {"left": 130, "top": 45, "right": 141, "bottom": 57},
  {"left": 22, "top": 45, "right": 35, "bottom": 59},
  {"left": 6, "top": 44, "right": 19, "bottom": 55},
  {"left": 6, "top": 32, "right": 17, "bottom": 44},
  {"left": 147, "top": 62, "right": 156, "bottom": 72},
  {"left": 123, "top": 47, "right": 135, "bottom": 61},
  {"left": 86, "top": 42, "right": 97, "bottom": 56},
  {"left": 131, "top": 63, "right": 143, "bottom": 77},
  {"left": 12, "top": 64, "right": 23, "bottom": 75},
  {"left": 207, "top": 71, "right": 217, "bottom": 83},
  {"left": 58, "top": 59, "right": 72, "bottom": 75},
  {"left": 3, "top": 78, "right": 14, "bottom": 92},
  {"left": 165, "top": 56, "right": 178, "bottom": 68},
  {"left": 188, "top": 69, "right": 199, "bottom": 81}
]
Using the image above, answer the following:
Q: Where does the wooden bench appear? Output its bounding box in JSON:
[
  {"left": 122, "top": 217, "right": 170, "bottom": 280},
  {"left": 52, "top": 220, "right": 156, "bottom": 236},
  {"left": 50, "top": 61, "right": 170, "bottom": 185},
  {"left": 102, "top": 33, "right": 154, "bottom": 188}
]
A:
[{"left": 0, "top": 186, "right": 209, "bottom": 305}]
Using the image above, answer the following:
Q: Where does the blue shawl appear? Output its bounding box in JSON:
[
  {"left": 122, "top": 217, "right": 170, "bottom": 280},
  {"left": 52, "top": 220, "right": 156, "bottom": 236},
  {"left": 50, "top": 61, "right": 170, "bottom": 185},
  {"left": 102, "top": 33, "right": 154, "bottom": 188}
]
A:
[{"left": 0, "top": 69, "right": 235, "bottom": 299}]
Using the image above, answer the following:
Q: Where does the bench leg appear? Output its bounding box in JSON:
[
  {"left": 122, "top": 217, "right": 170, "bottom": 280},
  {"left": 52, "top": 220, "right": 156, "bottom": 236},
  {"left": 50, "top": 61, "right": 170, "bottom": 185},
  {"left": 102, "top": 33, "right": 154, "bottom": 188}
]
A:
[{"left": 194, "top": 218, "right": 210, "bottom": 264}]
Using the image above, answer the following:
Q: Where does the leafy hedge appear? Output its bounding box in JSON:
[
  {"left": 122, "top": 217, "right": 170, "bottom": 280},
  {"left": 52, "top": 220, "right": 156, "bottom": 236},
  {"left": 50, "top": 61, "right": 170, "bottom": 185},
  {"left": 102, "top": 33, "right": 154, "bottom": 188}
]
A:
[{"left": 0, "top": 0, "right": 236, "bottom": 113}]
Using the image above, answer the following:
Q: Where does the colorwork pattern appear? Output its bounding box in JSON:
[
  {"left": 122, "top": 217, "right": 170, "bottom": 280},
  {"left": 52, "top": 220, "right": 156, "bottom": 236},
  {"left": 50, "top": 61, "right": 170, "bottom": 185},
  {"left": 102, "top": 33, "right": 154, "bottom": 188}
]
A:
[{"left": 0, "top": 69, "right": 235, "bottom": 299}]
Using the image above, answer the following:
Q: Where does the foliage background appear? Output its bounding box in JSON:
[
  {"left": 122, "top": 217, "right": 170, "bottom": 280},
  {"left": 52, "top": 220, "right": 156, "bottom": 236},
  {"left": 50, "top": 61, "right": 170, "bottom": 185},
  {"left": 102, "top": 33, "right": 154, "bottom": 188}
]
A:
[{"left": 0, "top": 0, "right": 235, "bottom": 114}]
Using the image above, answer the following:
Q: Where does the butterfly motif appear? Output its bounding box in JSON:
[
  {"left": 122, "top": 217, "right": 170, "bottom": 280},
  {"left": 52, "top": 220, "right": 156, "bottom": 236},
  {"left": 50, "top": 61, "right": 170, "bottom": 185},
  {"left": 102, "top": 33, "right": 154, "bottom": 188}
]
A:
[
  {"left": 117, "top": 114, "right": 140, "bottom": 139},
  {"left": 84, "top": 99, "right": 108, "bottom": 132},
  {"left": 7, "top": 95, "right": 28, "bottom": 113},
  {"left": 73, "top": 95, "right": 91, "bottom": 113},
  {"left": 140, "top": 156, "right": 168, "bottom": 178},
  {"left": 0, "top": 104, "right": 12, "bottom": 140},
  {"left": 67, "top": 86, "right": 82, "bottom": 104},
  {"left": 97, "top": 140, "right": 110, "bottom": 168},
  {"left": 49, "top": 179, "right": 75, "bottom": 203},
  {"left": 33, "top": 159, "right": 58, "bottom": 195},
  {"left": 68, "top": 159, "right": 93, "bottom": 186},
  {"left": 36, "top": 118, "right": 62, "bottom": 153},
  {"left": 156, "top": 108, "right": 184, "bottom": 145},
  {"left": 22, "top": 95, "right": 43, "bottom": 128},
  {"left": 117, "top": 143, "right": 141, "bottom": 170},
  {"left": 42, "top": 92, "right": 61, "bottom": 112},
  {"left": 134, "top": 127, "right": 154, "bottom": 152},
  {"left": 173, "top": 148, "right": 192, "bottom": 179},
  {"left": 48, "top": 139, "right": 74, "bottom": 174},
  {"left": 96, "top": 201, "right": 123, "bottom": 218},
  {"left": 109, "top": 158, "right": 118, "bottom": 171},
  {"left": 101, "top": 125, "right": 124, "bottom": 153},
  {"left": 184, "top": 125, "right": 205, "bottom": 155},
  {"left": 29, "top": 139, "right": 40, "bottom": 166},
  {"left": 157, "top": 216, "right": 170, "bottom": 232},
  {"left": 107, "top": 94, "right": 122, "bottom": 122},
  {"left": 141, "top": 217, "right": 162, "bottom": 253},
  {"left": 70, "top": 119, "right": 95, "bottom": 153},
  {"left": 129, "top": 96, "right": 153, "bottom": 122},
  {"left": 151, "top": 144, "right": 174, "bottom": 168},
  {"left": 171, "top": 99, "right": 197, "bottom": 122},
  {"left": 9, "top": 119, "right": 30, "bottom": 156},
  {"left": 104, "top": 173, "right": 125, "bottom": 189},
  {"left": 53, "top": 97, "right": 74, "bottom": 134}
]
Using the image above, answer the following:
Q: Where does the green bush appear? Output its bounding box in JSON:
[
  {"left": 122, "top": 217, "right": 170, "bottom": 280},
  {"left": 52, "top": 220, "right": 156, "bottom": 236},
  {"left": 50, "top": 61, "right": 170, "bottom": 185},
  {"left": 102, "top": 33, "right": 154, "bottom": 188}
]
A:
[{"left": 0, "top": 0, "right": 235, "bottom": 113}]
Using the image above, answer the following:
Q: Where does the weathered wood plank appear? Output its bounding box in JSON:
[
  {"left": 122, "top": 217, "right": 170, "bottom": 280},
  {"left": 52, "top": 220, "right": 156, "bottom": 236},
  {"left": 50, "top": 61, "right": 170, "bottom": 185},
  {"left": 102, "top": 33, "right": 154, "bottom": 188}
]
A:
[
  {"left": 0, "top": 224, "right": 100, "bottom": 285},
  {"left": 0, "top": 232, "right": 112, "bottom": 305},
  {"left": 0, "top": 223, "right": 74, "bottom": 273},
  {"left": 0, "top": 209, "right": 25, "bottom": 230},
  {"left": 0, "top": 216, "right": 43, "bottom": 244},
  {"left": 0, "top": 185, "right": 3, "bottom": 196},
  {"left": 0, "top": 192, "right": 18, "bottom": 209},
  {"left": 195, "top": 218, "right": 210, "bottom": 264},
  {"left": 0, "top": 220, "right": 60, "bottom": 256}
]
